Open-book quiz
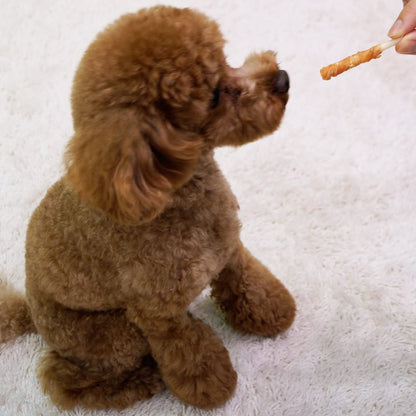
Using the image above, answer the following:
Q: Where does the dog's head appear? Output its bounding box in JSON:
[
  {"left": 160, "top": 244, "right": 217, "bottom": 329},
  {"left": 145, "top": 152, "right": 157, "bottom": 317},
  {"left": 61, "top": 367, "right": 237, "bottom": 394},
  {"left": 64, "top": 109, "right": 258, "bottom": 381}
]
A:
[{"left": 66, "top": 6, "right": 289, "bottom": 225}]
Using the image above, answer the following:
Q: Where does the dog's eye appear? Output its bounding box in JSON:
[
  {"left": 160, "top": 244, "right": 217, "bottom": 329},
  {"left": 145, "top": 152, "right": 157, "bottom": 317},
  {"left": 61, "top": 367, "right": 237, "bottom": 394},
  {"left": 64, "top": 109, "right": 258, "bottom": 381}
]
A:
[{"left": 211, "top": 87, "right": 221, "bottom": 109}]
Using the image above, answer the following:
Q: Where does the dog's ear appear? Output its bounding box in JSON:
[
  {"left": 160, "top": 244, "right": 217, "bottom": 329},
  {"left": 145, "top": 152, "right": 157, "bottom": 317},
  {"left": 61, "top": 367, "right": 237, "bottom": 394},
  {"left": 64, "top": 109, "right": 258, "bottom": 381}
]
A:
[{"left": 65, "top": 109, "right": 202, "bottom": 224}]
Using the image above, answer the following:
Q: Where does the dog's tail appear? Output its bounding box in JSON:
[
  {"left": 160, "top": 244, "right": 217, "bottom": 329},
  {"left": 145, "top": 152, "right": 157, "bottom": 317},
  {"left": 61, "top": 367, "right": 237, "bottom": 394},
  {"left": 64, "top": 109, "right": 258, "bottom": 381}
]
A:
[{"left": 0, "top": 280, "right": 37, "bottom": 343}]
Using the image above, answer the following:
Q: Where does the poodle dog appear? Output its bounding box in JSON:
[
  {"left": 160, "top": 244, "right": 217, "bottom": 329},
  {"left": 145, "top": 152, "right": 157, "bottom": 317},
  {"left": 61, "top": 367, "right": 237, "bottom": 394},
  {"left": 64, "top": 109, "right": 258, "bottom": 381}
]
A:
[{"left": 0, "top": 6, "right": 295, "bottom": 410}]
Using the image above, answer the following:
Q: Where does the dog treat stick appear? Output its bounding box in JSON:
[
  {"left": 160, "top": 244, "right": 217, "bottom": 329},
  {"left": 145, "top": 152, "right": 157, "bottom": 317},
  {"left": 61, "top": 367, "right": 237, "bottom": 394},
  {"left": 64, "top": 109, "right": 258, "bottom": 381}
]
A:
[{"left": 320, "top": 38, "right": 401, "bottom": 80}]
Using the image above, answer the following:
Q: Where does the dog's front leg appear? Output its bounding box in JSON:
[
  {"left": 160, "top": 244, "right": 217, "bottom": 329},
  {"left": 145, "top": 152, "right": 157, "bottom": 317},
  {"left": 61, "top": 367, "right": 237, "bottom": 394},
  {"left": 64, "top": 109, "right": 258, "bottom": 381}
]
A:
[
  {"left": 211, "top": 241, "right": 296, "bottom": 336},
  {"left": 126, "top": 308, "right": 237, "bottom": 409}
]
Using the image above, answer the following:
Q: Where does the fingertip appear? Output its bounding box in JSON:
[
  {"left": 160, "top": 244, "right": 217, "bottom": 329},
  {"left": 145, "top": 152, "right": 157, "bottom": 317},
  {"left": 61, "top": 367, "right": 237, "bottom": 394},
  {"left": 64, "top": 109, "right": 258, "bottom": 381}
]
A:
[{"left": 388, "top": 19, "right": 405, "bottom": 38}]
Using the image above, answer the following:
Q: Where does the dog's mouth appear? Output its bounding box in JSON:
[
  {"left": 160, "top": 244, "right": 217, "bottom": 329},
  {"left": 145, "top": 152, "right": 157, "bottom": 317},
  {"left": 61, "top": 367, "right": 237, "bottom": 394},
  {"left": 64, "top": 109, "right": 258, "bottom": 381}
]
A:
[{"left": 278, "top": 91, "right": 289, "bottom": 106}]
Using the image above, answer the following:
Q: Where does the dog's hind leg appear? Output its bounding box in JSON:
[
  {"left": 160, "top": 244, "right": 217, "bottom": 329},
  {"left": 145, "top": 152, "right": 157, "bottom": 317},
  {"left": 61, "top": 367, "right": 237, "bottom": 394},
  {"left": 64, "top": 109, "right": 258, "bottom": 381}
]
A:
[
  {"left": 38, "top": 350, "right": 164, "bottom": 410},
  {"left": 33, "top": 302, "right": 164, "bottom": 410}
]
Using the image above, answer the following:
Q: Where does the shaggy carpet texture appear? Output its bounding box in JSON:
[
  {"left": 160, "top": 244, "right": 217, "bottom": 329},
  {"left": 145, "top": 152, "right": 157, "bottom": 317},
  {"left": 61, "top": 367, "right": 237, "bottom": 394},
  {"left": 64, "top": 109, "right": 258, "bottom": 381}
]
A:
[{"left": 1, "top": 1, "right": 415, "bottom": 415}]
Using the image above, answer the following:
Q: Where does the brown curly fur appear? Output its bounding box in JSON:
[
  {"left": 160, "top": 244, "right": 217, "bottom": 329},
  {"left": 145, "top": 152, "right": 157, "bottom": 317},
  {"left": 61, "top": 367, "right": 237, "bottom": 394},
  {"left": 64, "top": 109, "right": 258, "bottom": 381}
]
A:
[
  {"left": 0, "top": 281, "right": 36, "bottom": 342},
  {"left": 0, "top": 6, "right": 295, "bottom": 410}
]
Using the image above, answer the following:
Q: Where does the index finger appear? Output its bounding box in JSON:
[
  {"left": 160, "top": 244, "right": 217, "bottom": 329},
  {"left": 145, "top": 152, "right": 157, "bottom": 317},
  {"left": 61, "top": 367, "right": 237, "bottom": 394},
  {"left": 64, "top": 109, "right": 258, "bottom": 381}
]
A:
[{"left": 389, "top": 0, "right": 416, "bottom": 38}]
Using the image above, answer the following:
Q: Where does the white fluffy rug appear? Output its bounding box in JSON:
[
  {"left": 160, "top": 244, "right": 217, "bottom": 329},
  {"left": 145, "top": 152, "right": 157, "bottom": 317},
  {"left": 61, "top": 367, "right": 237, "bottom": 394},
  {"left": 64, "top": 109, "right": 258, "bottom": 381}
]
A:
[{"left": 1, "top": 1, "right": 415, "bottom": 415}]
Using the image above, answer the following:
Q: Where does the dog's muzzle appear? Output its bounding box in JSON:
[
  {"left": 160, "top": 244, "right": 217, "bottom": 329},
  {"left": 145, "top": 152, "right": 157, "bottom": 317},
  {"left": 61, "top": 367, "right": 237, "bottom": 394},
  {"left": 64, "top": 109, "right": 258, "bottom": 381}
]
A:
[{"left": 274, "top": 70, "right": 290, "bottom": 94}]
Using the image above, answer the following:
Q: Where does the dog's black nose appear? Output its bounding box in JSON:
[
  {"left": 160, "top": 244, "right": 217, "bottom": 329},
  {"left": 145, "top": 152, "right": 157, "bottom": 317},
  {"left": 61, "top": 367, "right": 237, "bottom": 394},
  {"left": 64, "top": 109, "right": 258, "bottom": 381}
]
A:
[{"left": 274, "top": 70, "right": 290, "bottom": 94}]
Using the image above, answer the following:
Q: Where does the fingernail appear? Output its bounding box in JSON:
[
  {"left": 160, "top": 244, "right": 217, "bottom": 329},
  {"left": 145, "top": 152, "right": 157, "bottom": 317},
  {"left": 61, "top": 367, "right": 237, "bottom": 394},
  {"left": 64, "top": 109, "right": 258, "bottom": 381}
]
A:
[{"left": 388, "top": 19, "right": 404, "bottom": 37}]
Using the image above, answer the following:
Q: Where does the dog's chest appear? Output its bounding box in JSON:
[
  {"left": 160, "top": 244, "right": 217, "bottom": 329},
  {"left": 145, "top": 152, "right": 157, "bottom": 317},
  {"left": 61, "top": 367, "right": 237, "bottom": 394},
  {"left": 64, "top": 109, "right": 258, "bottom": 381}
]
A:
[
  {"left": 110, "top": 168, "right": 241, "bottom": 311},
  {"left": 139, "top": 170, "right": 239, "bottom": 267},
  {"left": 120, "top": 167, "right": 241, "bottom": 293}
]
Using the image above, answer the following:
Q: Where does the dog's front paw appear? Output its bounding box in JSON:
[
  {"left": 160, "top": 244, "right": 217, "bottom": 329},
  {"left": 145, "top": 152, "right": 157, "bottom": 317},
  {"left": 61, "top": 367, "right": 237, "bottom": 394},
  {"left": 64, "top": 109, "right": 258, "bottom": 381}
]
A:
[
  {"left": 146, "top": 316, "right": 237, "bottom": 409},
  {"left": 212, "top": 252, "right": 296, "bottom": 336},
  {"left": 230, "top": 276, "right": 296, "bottom": 336}
]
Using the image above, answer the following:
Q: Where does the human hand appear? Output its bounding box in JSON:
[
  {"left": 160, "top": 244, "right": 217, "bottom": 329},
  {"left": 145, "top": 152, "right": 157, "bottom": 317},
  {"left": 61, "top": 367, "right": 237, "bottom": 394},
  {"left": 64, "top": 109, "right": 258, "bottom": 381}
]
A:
[{"left": 388, "top": 0, "right": 416, "bottom": 54}]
